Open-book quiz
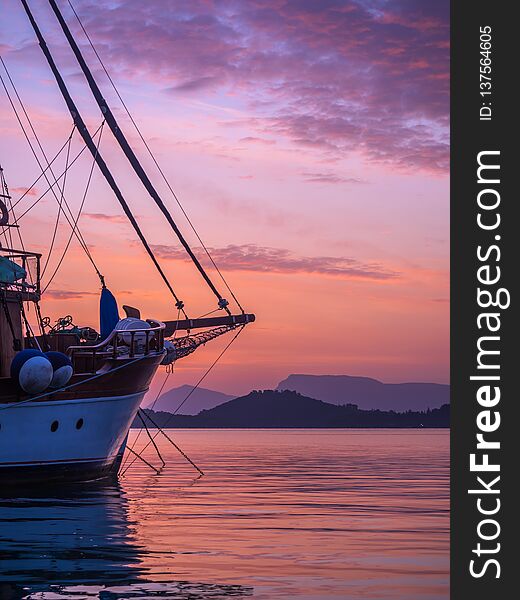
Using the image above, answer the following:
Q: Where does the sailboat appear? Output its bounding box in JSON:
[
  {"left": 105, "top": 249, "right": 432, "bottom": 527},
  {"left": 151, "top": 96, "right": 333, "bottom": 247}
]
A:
[{"left": 0, "top": 0, "right": 254, "bottom": 485}]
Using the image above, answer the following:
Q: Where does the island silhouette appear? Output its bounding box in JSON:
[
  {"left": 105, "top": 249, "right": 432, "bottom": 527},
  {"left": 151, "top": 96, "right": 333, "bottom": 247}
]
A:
[{"left": 134, "top": 389, "right": 449, "bottom": 429}]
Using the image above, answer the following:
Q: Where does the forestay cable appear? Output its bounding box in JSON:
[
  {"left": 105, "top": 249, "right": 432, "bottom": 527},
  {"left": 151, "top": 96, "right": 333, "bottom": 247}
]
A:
[
  {"left": 20, "top": 0, "right": 188, "bottom": 317},
  {"left": 49, "top": 0, "right": 231, "bottom": 314},
  {"left": 66, "top": 0, "right": 245, "bottom": 314}
]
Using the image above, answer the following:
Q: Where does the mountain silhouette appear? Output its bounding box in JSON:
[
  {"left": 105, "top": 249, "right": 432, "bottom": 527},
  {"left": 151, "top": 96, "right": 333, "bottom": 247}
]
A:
[
  {"left": 276, "top": 374, "right": 449, "bottom": 411},
  {"left": 144, "top": 385, "right": 234, "bottom": 415},
  {"left": 135, "top": 390, "right": 449, "bottom": 428}
]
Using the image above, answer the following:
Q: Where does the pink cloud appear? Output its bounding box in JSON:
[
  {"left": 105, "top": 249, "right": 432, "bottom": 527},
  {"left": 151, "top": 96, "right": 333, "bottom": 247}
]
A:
[
  {"left": 83, "top": 213, "right": 129, "bottom": 224},
  {"left": 150, "top": 243, "right": 398, "bottom": 280},
  {"left": 44, "top": 289, "right": 98, "bottom": 300},
  {"left": 239, "top": 136, "right": 276, "bottom": 145},
  {"left": 10, "top": 186, "right": 39, "bottom": 197}
]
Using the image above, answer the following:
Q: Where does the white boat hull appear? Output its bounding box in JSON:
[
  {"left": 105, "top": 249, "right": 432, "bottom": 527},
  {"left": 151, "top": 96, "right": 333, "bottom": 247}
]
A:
[{"left": 0, "top": 391, "right": 144, "bottom": 484}]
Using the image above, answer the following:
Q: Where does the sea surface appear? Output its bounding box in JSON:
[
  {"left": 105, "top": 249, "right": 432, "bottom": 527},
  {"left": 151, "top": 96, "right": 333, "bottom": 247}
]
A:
[{"left": 0, "top": 429, "right": 449, "bottom": 599}]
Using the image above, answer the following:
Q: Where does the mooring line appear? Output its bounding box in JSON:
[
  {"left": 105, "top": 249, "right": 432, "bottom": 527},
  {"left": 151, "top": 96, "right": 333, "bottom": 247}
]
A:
[
  {"left": 141, "top": 409, "right": 204, "bottom": 476},
  {"left": 125, "top": 446, "right": 161, "bottom": 475}
]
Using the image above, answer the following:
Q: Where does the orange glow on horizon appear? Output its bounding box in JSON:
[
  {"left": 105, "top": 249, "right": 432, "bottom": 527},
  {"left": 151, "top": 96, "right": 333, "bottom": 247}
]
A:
[{"left": 1, "top": 0, "right": 449, "bottom": 396}]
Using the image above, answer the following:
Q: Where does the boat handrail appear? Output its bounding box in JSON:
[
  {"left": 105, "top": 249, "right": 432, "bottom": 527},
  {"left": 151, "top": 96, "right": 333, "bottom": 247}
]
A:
[
  {"left": 0, "top": 248, "right": 41, "bottom": 297},
  {"left": 67, "top": 321, "right": 166, "bottom": 371}
]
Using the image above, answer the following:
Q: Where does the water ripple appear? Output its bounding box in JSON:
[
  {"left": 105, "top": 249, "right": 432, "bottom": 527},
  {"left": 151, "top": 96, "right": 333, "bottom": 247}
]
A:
[{"left": 0, "top": 429, "right": 448, "bottom": 599}]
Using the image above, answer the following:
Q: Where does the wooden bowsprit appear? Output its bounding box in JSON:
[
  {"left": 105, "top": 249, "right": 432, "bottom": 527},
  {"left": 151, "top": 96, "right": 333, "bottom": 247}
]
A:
[{"left": 163, "top": 313, "right": 255, "bottom": 337}]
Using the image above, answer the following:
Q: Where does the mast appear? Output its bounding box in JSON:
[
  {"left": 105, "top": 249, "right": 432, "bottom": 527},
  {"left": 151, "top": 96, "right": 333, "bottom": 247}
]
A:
[
  {"left": 19, "top": 0, "right": 187, "bottom": 316},
  {"left": 46, "top": 0, "right": 231, "bottom": 314}
]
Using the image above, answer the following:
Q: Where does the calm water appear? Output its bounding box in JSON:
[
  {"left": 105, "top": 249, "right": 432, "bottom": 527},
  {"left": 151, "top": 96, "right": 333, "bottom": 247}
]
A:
[{"left": 0, "top": 429, "right": 449, "bottom": 599}]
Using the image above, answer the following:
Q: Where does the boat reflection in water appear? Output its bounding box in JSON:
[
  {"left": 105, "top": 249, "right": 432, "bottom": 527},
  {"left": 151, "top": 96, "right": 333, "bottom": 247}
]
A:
[{"left": 0, "top": 482, "right": 251, "bottom": 599}]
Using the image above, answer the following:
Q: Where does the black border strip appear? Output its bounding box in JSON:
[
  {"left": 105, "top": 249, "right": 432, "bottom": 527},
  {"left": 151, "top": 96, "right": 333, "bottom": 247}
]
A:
[{"left": 451, "top": 2, "right": 514, "bottom": 596}]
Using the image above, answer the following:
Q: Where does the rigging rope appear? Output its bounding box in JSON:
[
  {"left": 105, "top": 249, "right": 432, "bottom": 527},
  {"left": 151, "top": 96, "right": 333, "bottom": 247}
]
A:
[
  {"left": 41, "top": 125, "right": 75, "bottom": 277},
  {"left": 118, "top": 367, "right": 171, "bottom": 473},
  {"left": 0, "top": 60, "right": 95, "bottom": 260},
  {"left": 0, "top": 166, "right": 15, "bottom": 250},
  {"left": 0, "top": 128, "right": 33, "bottom": 288},
  {"left": 0, "top": 292, "right": 22, "bottom": 351},
  {"left": 4, "top": 121, "right": 105, "bottom": 226},
  {"left": 0, "top": 130, "right": 75, "bottom": 214},
  {"left": 138, "top": 409, "right": 204, "bottom": 476},
  {"left": 119, "top": 306, "right": 184, "bottom": 470},
  {"left": 19, "top": 299, "right": 42, "bottom": 351},
  {"left": 124, "top": 445, "right": 161, "bottom": 475},
  {"left": 66, "top": 0, "right": 245, "bottom": 315},
  {"left": 52, "top": 0, "right": 235, "bottom": 314},
  {"left": 35, "top": 299, "right": 50, "bottom": 350},
  {"left": 119, "top": 325, "right": 245, "bottom": 476},
  {"left": 0, "top": 58, "right": 103, "bottom": 280},
  {"left": 42, "top": 120, "right": 106, "bottom": 293},
  {"left": 136, "top": 409, "right": 165, "bottom": 467},
  {"left": 0, "top": 164, "right": 37, "bottom": 334},
  {"left": 120, "top": 306, "right": 186, "bottom": 472},
  {"left": 19, "top": 0, "right": 189, "bottom": 317}
]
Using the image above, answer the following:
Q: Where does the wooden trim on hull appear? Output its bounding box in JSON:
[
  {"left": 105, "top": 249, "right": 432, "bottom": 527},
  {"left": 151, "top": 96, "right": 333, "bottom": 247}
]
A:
[{"left": 0, "top": 353, "right": 164, "bottom": 404}]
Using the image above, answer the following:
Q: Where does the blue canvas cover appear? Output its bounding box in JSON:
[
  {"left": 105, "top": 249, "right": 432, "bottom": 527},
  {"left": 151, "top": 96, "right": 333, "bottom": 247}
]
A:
[
  {"left": 0, "top": 257, "right": 26, "bottom": 284},
  {"left": 99, "top": 287, "right": 120, "bottom": 340}
]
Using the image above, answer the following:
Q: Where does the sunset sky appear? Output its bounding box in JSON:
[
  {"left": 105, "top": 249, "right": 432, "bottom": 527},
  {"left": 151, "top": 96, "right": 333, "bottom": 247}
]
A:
[{"left": 0, "top": 0, "right": 449, "bottom": 396}]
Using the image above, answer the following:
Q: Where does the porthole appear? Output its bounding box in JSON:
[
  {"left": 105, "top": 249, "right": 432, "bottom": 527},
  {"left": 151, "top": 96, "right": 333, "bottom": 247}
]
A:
[
  {"left": 76, "top": 418, "right": 84, "bottom": 430},
  {"left": 50, "top": 420, "right": 59, "bottom": 432}
]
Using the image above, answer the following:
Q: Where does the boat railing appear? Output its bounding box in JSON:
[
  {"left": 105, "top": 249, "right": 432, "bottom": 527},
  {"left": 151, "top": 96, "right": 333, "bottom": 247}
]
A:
[
  {"left": 67, "top": 321, "right": 166, "bottom": 373},
  {"left": 0, "top": 248, "right": 41, "bottom": 297}
]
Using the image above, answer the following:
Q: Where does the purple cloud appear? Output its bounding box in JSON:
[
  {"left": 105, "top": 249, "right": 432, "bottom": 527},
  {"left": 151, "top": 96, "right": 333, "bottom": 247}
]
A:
[
  {"left": 11, "top": 186, "right": 39, "bottom": 197},
  {"left": 61, "top": 0, "right": 448, "bottom": 172},
  {"left": 240, "top": 136, "right": 276, "bottom": 145},
  {"left": 302, "top": 172, "right": 367, "bottom": 184},
  {"left": 150, "top": 243, "right": 398, "bottom": 280},
  {"left": 168, "top": 75, "right": 221, "bottom": 93}
]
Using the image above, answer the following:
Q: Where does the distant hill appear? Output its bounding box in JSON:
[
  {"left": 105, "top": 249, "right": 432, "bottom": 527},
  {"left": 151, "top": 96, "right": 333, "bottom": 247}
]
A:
[
  {"left": 276, "top": 374, "right": 449, "bottom": 412},
  {"left": 144, "top": 385, "right": 234, "bottom": 415},
  {"left": 135, "top": 390, "right": 450, "bottom": 428}
]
